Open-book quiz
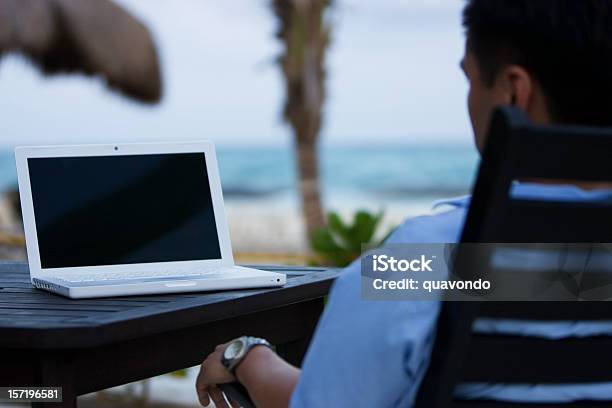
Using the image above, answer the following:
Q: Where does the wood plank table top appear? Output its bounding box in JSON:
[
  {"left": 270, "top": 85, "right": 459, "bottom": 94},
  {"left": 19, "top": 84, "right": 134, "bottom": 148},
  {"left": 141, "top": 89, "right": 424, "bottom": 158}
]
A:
[{"left": 0, "top": 262, "right": 341, "bottom": 349}]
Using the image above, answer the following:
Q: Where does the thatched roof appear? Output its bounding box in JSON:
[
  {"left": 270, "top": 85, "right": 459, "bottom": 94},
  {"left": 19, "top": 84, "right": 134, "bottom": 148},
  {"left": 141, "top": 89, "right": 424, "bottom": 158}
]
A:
[{"left": 0, "top": 0, "right": 162, "bottom": 103}]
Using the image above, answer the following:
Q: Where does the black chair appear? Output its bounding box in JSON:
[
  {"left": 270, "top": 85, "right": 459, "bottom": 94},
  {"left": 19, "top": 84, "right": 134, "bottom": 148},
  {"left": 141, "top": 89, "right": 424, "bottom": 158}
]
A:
[{"left": 415, "top": 106, "right": 612, "bottom": 408}]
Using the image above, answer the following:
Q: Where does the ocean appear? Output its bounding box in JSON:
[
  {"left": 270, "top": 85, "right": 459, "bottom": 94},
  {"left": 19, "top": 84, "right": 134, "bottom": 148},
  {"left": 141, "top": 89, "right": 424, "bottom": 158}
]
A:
[{"left": 0, "top": 144, "right": 479, "bottom": 210}]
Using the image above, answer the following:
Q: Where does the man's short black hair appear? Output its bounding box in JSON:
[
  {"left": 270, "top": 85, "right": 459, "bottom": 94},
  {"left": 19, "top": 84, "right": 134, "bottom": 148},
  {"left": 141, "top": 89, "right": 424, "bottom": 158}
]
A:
[{"left": 463, "top": 0, "right": 612, "bottom": 126}]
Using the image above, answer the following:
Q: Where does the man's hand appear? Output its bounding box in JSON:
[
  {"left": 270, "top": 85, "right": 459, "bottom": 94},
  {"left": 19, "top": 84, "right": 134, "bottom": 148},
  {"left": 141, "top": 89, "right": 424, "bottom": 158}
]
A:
[
  {"left": 197, "top": 339, "right": 300, "bottom": 408},
  {"left": 196, "top": 342, "right": 238, "bottom": 408}
]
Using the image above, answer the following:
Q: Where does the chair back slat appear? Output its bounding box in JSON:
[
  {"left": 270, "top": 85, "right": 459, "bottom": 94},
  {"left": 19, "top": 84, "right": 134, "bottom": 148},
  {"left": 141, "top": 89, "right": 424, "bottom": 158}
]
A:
[
  {"left": 481, "top": 201, "right": 612, "bottom": 242},
  {"left": 478, "top": 301, "right": 612, "bottom": 320},
  {"left": 510, "top": 128, "right": 612, "bottom": 181},
  {"left": 462, "top": 336, "right": 612, "bottom": 383},
  {"left": 450, "top": 401, "right": 612, "bottom": 408}
]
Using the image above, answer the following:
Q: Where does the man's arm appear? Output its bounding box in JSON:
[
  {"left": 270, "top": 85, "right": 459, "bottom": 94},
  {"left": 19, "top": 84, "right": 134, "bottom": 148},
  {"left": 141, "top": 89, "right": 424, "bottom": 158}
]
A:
[
  {"left": 195, "top": 343, "right": 299, "bottom": 408},
  {"left": 235, "top": 346, "right": 300, "bottom": 408}
]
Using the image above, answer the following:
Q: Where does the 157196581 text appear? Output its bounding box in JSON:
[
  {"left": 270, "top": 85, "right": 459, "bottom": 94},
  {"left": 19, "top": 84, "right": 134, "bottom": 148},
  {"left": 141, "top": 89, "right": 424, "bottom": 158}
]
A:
[{"left": 0, "top": 387, "right": 62, "bottom": 402}]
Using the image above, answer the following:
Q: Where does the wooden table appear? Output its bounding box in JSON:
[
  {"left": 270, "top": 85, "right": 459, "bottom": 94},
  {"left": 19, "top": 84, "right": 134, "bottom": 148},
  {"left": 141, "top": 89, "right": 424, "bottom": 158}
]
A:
[{"left": 0, "top": 262, "right": 340, "bottom": 407}]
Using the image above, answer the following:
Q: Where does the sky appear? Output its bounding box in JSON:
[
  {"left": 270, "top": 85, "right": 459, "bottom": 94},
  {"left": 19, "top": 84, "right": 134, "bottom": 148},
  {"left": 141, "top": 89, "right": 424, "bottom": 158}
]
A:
[{"left": 0, "top": 0, "right": 471, "bottom": 148}]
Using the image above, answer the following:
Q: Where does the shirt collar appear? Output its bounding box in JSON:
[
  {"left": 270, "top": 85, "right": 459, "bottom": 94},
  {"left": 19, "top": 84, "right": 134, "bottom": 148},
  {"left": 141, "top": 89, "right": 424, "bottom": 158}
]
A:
[{"left": 432, "top": 195, "right": 471, "bottom": 210}]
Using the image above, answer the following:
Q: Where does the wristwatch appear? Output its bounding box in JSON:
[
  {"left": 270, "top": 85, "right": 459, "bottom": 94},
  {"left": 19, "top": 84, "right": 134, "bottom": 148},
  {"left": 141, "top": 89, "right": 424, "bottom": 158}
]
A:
[{"left": 221, "top": 336, "right": 272, "bottom": 374}]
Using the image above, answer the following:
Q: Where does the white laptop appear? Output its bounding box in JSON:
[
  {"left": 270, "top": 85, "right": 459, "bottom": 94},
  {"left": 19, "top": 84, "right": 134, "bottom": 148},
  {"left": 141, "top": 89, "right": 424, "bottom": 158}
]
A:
[{"left": 15, "top": 142, "right": 286, "bottom": 299}]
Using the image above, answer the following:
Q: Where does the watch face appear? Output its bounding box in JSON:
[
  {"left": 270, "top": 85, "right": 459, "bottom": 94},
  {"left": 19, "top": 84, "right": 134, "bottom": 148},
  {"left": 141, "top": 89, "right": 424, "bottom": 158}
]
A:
[{"left": 224, "top": 339, "right": 245, "bottom": 360}]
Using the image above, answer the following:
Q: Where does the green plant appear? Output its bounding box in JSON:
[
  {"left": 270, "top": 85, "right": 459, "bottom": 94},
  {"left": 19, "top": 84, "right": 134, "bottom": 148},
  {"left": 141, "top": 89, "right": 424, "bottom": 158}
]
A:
[
  {"left": 310, "top": 210, "right": 395, "bottom": 267},
  {"left": 169, "top": 369, "right": 188, "bottom": 378}
]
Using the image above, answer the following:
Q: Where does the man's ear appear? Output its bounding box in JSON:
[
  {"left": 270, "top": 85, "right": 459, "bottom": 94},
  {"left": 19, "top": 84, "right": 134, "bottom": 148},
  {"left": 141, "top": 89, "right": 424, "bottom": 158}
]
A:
[{"left": 501, "top": 64, "right": 532, "bottom": 110}]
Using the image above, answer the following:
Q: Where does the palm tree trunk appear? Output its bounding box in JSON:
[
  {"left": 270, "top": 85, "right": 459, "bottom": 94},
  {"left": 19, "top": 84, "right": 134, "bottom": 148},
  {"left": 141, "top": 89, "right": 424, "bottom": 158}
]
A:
[
  {"left": 272, "top": 0, "right": 331, "bottom": 242},
  {"left": 296, "top": 139, "right": 325, "bottom": 241}
]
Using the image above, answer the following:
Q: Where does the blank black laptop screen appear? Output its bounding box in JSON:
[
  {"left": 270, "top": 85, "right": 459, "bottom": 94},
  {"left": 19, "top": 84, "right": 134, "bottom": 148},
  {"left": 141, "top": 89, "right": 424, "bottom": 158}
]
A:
[{"left": 28, "top": 153, "right": 222, "bottom": 268}]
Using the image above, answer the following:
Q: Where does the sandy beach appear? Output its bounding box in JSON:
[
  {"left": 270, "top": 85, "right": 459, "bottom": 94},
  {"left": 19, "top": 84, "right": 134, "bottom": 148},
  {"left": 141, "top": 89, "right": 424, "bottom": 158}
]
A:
[{"left": 226, "top": 199, "right": 435, "bottom": 256}]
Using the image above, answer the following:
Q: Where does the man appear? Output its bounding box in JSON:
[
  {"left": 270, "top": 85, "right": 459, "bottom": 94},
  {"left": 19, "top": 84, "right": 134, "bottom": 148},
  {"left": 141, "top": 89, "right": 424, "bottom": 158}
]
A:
[{"left": 197, "top": 1, "right": 612, "bottom": 406}]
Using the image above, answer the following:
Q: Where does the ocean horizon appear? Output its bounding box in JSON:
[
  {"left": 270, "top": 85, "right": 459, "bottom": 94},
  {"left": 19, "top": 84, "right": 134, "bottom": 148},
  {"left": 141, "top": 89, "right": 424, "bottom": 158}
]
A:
[{"left": 0, "top": 144, "right": 479, "bottom": 209}]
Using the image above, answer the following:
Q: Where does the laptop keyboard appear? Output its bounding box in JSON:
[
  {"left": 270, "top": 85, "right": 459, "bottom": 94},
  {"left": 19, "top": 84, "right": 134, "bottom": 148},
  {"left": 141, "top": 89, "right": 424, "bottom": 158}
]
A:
[{"left": 58, "top": 268, "right": 236, "bottom": 283}]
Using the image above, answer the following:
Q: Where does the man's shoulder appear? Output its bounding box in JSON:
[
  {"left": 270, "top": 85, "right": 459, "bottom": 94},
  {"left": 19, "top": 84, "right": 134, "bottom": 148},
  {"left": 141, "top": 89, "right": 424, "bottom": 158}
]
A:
[{"left": 389, "top": 197, "right": 469, "bottom": 244}]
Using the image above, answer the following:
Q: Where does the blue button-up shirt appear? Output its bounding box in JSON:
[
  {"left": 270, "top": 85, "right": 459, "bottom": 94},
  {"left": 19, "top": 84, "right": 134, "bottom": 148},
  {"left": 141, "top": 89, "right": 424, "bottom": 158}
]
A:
[{"left": 290, "top": 183, "right": 612, "bottom": 407}]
